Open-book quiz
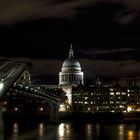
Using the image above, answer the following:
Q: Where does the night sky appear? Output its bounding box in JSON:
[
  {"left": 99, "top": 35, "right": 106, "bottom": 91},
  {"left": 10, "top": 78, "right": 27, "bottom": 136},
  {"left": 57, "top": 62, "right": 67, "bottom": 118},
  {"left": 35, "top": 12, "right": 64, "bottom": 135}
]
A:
[{"left": 0, "top": 0, "right": 140, "bottom": 84}]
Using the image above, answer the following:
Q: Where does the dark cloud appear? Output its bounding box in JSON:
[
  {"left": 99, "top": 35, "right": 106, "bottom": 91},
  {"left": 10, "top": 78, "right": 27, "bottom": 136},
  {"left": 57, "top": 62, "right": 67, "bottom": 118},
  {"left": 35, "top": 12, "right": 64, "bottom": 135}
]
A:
[
  {"left": 80, "top": 59, "right": 140, "bottom": 79},
  {"left": 114, "top": 10, "right": 138, "bottom": 25},
  {"left": 0, "top": 0, "right": 95, "bottom": 24},
  {"left": 100, "top": 0, "right": 140, "bottom": 9},
  {"left": 0, "top": 0, "right": 139, "bottom": 25},
  {"left": 81, "top": 48, "right": 140, "bottom": 61}
]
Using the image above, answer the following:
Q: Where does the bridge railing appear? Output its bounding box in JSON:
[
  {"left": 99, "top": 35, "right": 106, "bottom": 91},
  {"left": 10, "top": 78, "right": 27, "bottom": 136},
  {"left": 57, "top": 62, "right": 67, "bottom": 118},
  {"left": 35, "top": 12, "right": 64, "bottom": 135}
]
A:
[{"left": 0, "top": 61, "right": 29, "bottom": 100}]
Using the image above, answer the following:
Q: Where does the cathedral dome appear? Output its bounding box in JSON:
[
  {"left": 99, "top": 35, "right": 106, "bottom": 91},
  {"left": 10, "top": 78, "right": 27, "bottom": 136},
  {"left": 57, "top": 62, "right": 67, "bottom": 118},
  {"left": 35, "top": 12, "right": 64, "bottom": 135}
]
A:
[
  {"left": 61, "top": 45, "right": 81, "bottom": 72},
  {"left": 62, "top": 58, "right": 81, "bottom": 72}
]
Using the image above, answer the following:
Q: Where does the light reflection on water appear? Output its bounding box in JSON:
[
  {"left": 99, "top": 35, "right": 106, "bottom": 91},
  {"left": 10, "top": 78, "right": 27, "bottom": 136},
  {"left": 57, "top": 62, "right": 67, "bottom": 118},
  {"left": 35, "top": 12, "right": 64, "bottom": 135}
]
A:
[
  {"left": 12, "top": 123, "right": 19, "bottom": 140},
  {"left": 118, "top": 124, "right": 124, "bottom": 140},
  {"left": 138, "top": 130, "right": 140, "bottom": 140},
  {"left": 38, "top": 123, "right": 44, "bottom": 137},
  {"left": 5, "top": 122, "right": 140, "bottom": 140},
  {"left": 58, "top": 123, "right": 71, "bottom": 140},
  {"left": 128, "top": 130, "right": 135, "bottom": 140},
  {"left": 86, "top": 124, "right": 93, "bottom": 140},
  {"left": 58, "top": 123, "right": 65, "bottom": 137}
]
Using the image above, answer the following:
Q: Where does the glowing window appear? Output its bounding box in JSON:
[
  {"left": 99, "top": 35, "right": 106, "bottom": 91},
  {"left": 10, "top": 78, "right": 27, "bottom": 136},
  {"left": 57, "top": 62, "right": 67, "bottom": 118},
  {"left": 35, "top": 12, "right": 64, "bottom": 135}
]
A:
[
  {"left": 110, "top": 92, "right": 114, "bottom": 95},
  {"left": 116, "top": 92, "right": 120, "bottom": 95},
  {"left": 109, "top": 88, "right": 113, "bottom": 91},
  {"left": 122, "top": 92, "right": 126, "bottom": 95}
]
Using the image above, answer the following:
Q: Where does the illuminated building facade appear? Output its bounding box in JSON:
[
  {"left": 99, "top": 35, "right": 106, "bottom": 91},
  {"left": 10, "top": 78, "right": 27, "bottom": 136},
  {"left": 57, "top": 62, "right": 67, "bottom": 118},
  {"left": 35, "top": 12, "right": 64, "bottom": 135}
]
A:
[
  {"left": 59, "top": 45, "right": 84, "bottom": 107},
  {"left": 109, "top": 86, "right": 127, "bottom": 112},
  {"left": 72, "top": 85, "right": 109, "bottom": 112},
  {"left": 127, "top": 79, "right": 140, "bottom": 112},
  {"left": 59, "top": 44, "right": 84, "bottom": 86},
  {"left": 72, "top": 79, "right": 140, "bottom": 113}
]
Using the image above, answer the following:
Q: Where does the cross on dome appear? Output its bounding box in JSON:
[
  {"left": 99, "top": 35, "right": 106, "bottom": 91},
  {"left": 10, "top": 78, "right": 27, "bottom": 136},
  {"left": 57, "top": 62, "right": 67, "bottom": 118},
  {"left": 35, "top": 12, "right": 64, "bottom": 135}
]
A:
[{"left": 69, "top": 43, "right": 74, "bottom": 58}]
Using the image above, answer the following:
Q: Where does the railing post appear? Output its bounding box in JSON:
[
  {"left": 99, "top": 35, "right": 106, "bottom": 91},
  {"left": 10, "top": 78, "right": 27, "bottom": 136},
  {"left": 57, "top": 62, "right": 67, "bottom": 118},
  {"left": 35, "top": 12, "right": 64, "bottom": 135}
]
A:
[{"left": 0, "top": 106, "right": 4, "bottom": 140}]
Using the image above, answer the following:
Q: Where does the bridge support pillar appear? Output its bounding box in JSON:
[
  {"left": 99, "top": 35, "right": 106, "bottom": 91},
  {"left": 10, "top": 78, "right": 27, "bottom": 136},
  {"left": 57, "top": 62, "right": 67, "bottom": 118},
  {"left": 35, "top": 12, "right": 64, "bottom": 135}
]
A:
[
  {"left": 49, "top": 103, "right": 60, "bottom": 124},
  {"left": 0, "top": 106, "right": 4, "bottom": 140}
]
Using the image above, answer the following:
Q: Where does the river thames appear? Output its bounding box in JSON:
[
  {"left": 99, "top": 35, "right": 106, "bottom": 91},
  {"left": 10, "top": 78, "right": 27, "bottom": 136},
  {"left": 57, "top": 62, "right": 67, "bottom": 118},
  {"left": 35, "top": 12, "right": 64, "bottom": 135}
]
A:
[{"left": 4, "top": 121, "right": 140, "bottom": 140}]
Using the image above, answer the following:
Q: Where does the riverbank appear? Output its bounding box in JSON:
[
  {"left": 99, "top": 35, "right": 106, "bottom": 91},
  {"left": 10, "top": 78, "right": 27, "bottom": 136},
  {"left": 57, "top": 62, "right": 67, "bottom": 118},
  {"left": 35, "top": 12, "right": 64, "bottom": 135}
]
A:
[
  {"left": 59, "top": 112, "right": 140, "bottom": 123},
  {"left": 2, "top": 111, "right": 140, "bottom": 124}
]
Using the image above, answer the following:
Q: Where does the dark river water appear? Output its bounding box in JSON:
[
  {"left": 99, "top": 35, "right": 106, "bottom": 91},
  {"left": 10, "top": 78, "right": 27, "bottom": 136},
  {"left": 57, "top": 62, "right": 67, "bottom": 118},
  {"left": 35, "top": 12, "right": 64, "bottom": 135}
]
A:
[{"left": 4, "top": 121, "right": 140, "bottom": 140}]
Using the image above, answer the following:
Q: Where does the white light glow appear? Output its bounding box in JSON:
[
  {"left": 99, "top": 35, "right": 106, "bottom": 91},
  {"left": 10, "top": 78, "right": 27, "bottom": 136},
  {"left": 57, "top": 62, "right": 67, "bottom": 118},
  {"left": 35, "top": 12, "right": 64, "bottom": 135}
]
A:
[
  {"left": 4, "top": 101, "right": 7, "bottom": 104},
  {"left": 0, "top": 82, "right": 4, "bottom": 91},
  {"left": 122, "top": 92, "right": 126, "bottom": 95},
  {"left": 59, "top": 104, "right": 66, "bottom": 112},
  {"left": 116, "top": 92, "right": 120, "bottom": 95},
  {"left": 85, "top": 97, "right": 88, "bottom": 100},
  {"left": 62, "top": 87, "right": 72, "bottom": 105},
  {"left": 127, "top": 107, "right": 132, "bottom": 112},
  {"left": 58, "top": 123, "right": 65, "bottom": 137},
  {"left": 58, "top": 123, "right": 71, "bottom": 138},
  {"left": 40, "top": 107, "right": 43, "bottom": 111},
  {"left": 119, "top": 105, "right": 124, "bottom": 108},
  {"left": 118, "top": 124, "right": 124, "bottom": 140},
  {"left": 38, "top": 123, "right": 44, "bottom": 136},
  {"left": 14, "top": 107, "right": 18, "bottom": 111},
  {"left": 110, "top": 92, "right": 114, "bottom": 95},
  {"left": 13, "top": 123, "right": 18, "bottom": 134},
  {"left": 110, "top": 88, "right": 113, "bottom": 91}
]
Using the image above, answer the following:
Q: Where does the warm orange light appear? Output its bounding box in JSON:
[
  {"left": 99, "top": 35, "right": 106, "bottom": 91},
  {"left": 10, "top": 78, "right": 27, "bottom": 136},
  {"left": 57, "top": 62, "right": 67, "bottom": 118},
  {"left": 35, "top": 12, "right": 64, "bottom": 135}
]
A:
[
  {"left": 138, "top": 131, "right": 140, "bottom": 140},
  {"left": 128, "top": 131, "right": 134, "bottom": 140}
]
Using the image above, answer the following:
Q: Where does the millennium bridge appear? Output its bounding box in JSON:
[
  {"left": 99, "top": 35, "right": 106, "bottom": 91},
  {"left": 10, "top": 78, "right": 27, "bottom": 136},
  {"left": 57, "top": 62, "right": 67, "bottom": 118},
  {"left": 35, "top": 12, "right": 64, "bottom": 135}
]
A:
[{"left": 0, "top": 60, "right": 66, "bottom": 140}]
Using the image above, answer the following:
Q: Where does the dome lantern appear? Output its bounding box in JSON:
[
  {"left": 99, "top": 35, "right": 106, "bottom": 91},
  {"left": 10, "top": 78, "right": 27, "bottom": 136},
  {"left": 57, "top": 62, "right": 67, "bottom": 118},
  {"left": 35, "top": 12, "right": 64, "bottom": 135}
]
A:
[{"left": 69, "top": 44, "right": 74, "bottom": 58}]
